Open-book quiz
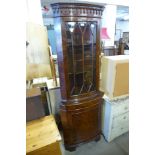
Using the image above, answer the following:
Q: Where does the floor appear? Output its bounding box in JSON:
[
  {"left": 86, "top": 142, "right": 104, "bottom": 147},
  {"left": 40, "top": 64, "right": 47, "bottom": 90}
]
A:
[{"left": 60, "top": 132, "right": 129, "bottom": 155}]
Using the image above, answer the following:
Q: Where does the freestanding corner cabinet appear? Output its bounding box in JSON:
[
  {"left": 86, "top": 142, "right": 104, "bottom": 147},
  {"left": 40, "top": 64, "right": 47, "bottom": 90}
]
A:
[{"left": 51, "top": 3, "right": 104, "bottom": 151}]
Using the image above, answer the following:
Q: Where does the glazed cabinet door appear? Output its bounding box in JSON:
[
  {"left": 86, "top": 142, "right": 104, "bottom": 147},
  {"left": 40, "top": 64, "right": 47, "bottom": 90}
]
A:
[{"left": 65, "top": 21, "right": 97, "bottom": 97}]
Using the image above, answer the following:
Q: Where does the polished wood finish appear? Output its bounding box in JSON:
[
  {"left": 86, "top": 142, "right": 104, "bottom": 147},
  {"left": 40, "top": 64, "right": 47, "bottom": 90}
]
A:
[
  {"left": 118, "top": 42, "right": 125, "bottom": 55},
  {"left": 51, "top": 3, "right": 103, "bottom": 18},
  {"left": 60, "top": 92, "right": 103, "bottom": 150},
  {"left": 51, "top": 3, "right": 104, "bottom": 151}
]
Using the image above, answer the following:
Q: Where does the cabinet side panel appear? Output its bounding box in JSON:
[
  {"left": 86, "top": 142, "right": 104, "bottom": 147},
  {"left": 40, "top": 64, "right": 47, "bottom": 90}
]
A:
[
  {"left": 95, "top": 19, "right": 101, "bottom": 90},
  {"left": 53, "top": 17, "right": 67, "bottom": 99},
  {"left": 60, "top": 108, "right": 76, "bottom": 145}
]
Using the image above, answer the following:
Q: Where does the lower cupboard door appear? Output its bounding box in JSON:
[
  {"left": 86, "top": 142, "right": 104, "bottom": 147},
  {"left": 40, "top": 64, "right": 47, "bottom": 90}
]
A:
[{"left": 71, "top": 104, "right": 101, "bottom": 143}]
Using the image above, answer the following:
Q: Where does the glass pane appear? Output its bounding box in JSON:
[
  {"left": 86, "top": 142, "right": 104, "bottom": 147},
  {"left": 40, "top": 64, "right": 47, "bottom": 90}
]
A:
[
  {"left": 83, "top": 22, "right": 97, "bottom": 92},
  {"left": 66, "top": 21, "right": 97, "bottom": 96}
]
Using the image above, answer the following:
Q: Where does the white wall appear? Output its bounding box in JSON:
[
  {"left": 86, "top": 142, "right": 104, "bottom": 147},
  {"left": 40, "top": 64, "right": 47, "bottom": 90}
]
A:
[
  {"left": 115, "top": 19, "right": 129, "bottom": 41},
  {"left": 116, "top": 20, "right": 129, "bottom": 32},
  {"left": 101, "top": 5, "right": 117, "bottom": 46},
  {"left": 26, "top": 0, "right": 43, "bottom": 25},
  {"left": 43, "top": 18, "right": 54, "bottom": 26},
  {"left": 78, "top": 0, "right": 129, "bottom": 6}
]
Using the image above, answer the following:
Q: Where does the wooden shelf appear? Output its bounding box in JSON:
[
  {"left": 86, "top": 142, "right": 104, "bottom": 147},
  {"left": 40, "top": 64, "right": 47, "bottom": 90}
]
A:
[
  {"left": 67, "top": 43, "right": 96, "bottom": 47},
  {"left": 68, "top": 70, "right": 94, "bottom": 75}
]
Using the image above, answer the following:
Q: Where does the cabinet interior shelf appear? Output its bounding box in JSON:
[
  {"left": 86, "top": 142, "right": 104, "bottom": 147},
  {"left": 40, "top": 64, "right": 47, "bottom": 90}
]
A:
[
  {"left": 68, "top": 71, "right": 95, "bottom": 75},
  {"left": 67, "top": 43, "right": 96, "bottom": 47},
  {"left": 71, "top": 57, "right": 93, "bottom": 61}
]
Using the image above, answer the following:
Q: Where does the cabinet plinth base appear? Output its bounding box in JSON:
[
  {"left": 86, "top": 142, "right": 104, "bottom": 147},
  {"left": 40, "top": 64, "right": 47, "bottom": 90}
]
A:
[
  {"left": 65, "top": 145, "right": 76, "bottom": 152},
  {"left": 64, "top": 134, "right": 101, "bottom": 151},
  {"left": 95, "top": 134, "right": 101, "bottom": 142}
]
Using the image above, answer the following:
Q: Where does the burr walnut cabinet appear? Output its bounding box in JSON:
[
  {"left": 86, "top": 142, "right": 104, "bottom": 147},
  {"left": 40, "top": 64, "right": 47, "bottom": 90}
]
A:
[{"left": 51, "top": 3, "right": 104, "bottom": 151}]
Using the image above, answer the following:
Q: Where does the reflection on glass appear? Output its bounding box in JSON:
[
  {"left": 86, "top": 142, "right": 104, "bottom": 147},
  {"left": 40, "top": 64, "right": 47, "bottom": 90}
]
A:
[
  {"left": 66, "top": 21, "right": 97, "bottom": 96},
  {"left": 91, "top": 24, "right": 94, "bottom": 28},
  {"left": 68, "top": 22, "right": 76, "bottom": 27},
  {"left": 68, "top": 22, "right": 75, "bottom": 32}
]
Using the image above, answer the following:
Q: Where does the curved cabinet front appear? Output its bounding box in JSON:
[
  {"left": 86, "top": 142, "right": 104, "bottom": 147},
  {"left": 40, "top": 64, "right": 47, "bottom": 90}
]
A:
[{"left": 60, "top": 95, "right": 102, "bottom": 150}]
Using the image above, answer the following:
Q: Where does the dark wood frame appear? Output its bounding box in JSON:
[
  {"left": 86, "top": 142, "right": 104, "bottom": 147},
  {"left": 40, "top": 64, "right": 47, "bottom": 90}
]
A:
[{"left": 51, "top": 3, "right": 104, "bottom": 151}]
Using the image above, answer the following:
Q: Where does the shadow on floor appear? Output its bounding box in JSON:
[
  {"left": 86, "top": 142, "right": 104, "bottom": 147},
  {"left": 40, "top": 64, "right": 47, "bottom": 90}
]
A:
[{"left": 60, "top": 132, "right": 129, "bottom": 155}]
